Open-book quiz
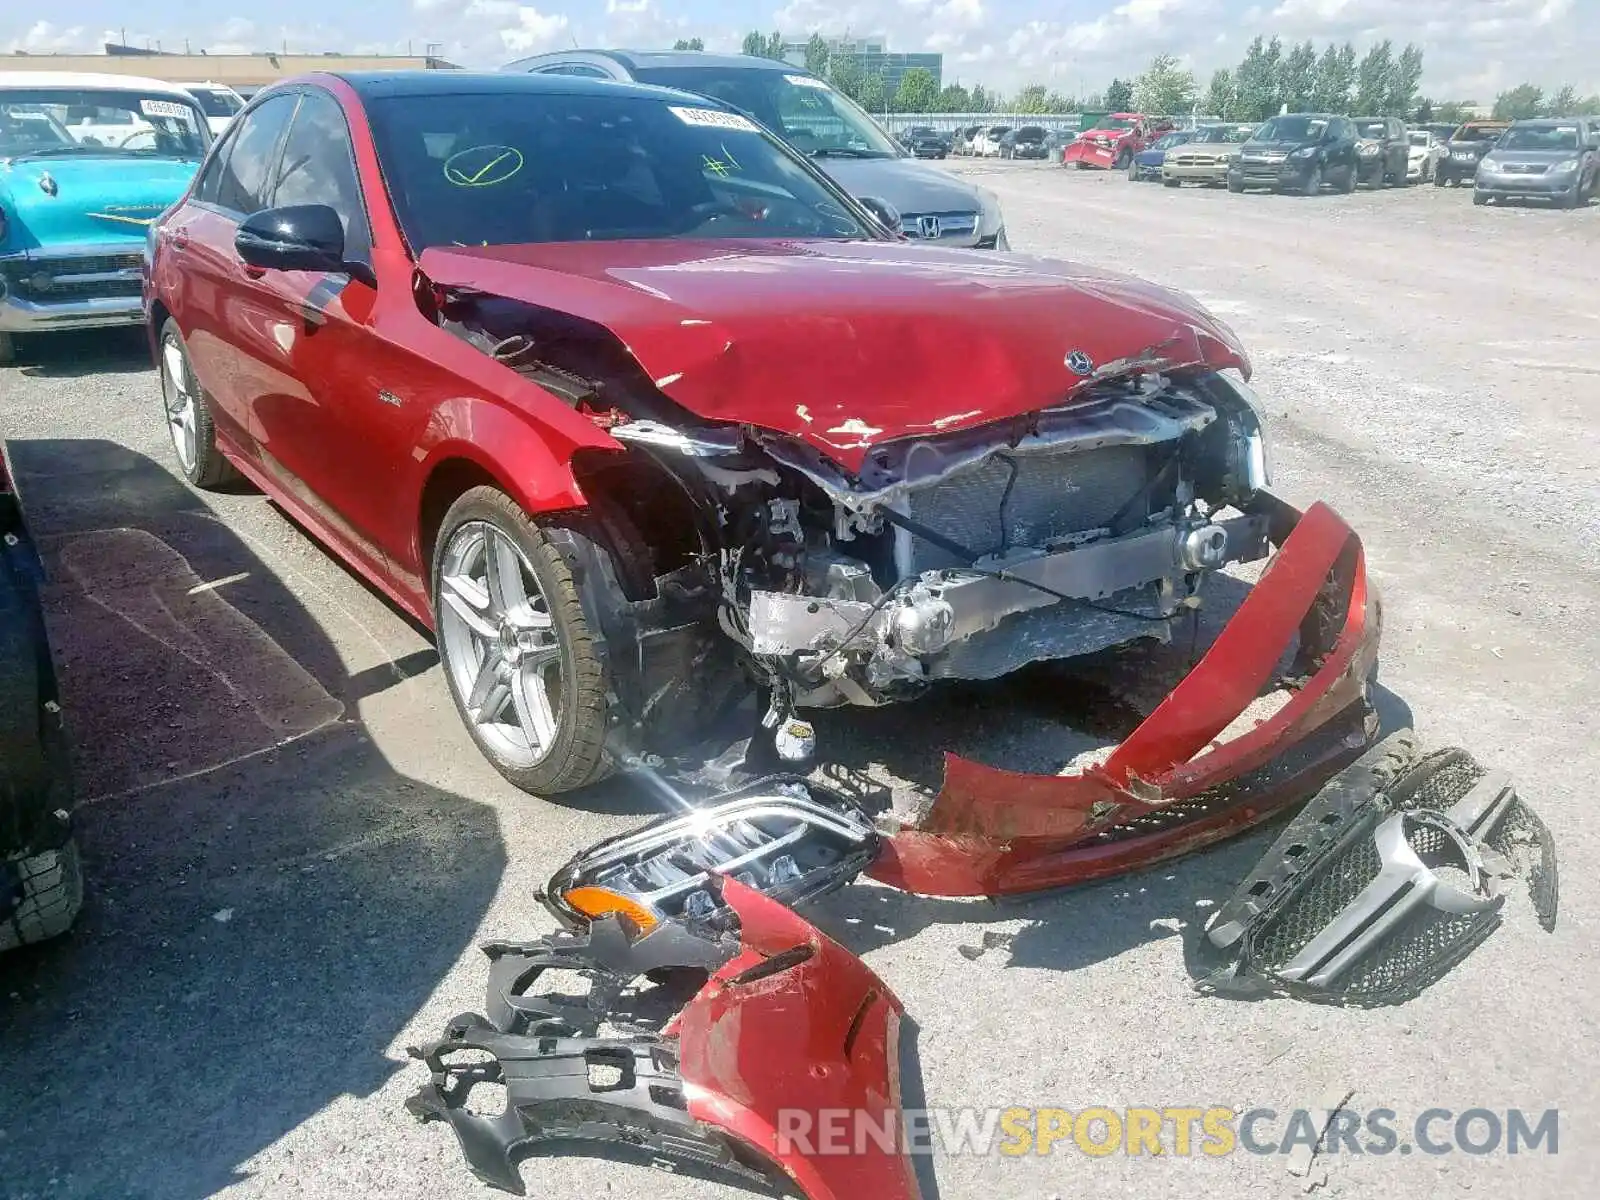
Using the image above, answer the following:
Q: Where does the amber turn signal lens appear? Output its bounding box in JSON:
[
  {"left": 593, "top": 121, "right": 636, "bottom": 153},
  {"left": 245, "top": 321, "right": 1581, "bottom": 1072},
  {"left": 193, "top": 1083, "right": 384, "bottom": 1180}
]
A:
[{"left": 560, "top": 886, "right": 659, "bottom": 935}]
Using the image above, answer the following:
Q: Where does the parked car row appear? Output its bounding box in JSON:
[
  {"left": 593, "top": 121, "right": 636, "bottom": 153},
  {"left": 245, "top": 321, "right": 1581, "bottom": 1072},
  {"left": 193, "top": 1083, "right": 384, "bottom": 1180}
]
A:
[{"left": 1115, "top": 110, "right": 1600, "bottom": 209}]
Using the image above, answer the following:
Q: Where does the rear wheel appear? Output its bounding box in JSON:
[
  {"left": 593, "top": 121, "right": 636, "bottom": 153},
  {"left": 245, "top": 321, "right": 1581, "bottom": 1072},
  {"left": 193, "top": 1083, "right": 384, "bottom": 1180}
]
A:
[
  {"left": 1434, "top": 169, "right": 1448, "bottom": 187},
  {"left": 158, "top": 319, "right": 238, "bottom": 489},
  {"left": 432, "top": 487, "right": 612, "bottom": 795}
]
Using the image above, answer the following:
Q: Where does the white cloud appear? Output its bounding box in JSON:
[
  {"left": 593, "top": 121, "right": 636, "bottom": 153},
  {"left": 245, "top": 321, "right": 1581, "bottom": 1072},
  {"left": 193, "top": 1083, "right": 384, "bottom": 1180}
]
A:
[
  {"left": 499, "top": 6, "right": 571, "bottom": 53},
  {"left": 4, "top": 20, "right": 92, "bottom": 53}
]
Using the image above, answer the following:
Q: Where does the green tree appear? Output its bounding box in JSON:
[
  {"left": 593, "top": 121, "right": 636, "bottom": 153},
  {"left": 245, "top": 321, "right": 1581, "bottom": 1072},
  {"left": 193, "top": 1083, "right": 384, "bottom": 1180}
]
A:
[
  {"left": 1310, "top": 44, "right": 1342, "bottom": 111},
  {"left": 1233, "top": 36, "right": 1281, "bottom": 120},
  {"left": 1104, "top": 77, "right": 1134, "bottom": 111},
  {"left": 1044, "top": 91, "right": 1074, "bottom": 113},
  {"left": 1547, "top": 85, "right": 1577, "bottom": 115},
  {"left": 1134, "top": 53, "right": 1197, "bottom": 115},
  {"left": 859, "top": 71, "right": 887, "bottom": 114},
  {"left": 1492, "top": 84, "right": 1544, "bottom": 120},
  {"left": 895, "top": 66, "right": 940, "bottom": 113},
  {"left": 672, "top": 38, "right": 704, "bottom": 51},
  {"left": 1414, "top": 98, "right": 1433, "bottom": 122},
  {"left": 1384, "top": 43, "right": 1424, "bottom": 116},
  {"left": 1354, "top": 40, "right": 1392, "bottom": 116},
  {"left": 1573, "top": 94, "right": 1600, "bottom": 116},
  {"left": 1431, "top": 99, "right": 1475, "bottom": 124},
  {"left": 1278, "top": 40, "right": 1316, "bottom": 113},
  {"left": 828, "top": 54, "right": 862, "bottom": 101},
  {"left": 804, "top": 32, "right": 829, "bottom": 76},
  {"left": 765, "top": 31, "right": 785, "bottom": 61},
  {"left": 937, "top": 82, "right": 970, "bottom": 112},
  {"left": 970, "top": 83, "right": 991, "bottom": 112},
  {"left": 741, "top": 31, "right": 764, "bottom": 58},
  {"left": 1205, "top": 68, "right": 1234, "bottom": 118},
  {"left": 1014, "top": 84, "right": 1051, "bottom": 114}
]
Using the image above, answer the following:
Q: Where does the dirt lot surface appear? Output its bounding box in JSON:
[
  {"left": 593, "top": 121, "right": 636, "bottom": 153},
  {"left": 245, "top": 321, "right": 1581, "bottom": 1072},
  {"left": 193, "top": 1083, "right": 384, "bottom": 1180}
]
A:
[{"left": 2, "top": 161, "right": 1596, "bottom": 1200}]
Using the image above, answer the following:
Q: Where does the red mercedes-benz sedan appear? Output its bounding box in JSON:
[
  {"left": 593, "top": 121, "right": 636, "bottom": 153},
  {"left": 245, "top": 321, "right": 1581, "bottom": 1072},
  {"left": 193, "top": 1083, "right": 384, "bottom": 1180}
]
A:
[{"left": 145, "top": 72, "right": 1375, "bottom": 874}]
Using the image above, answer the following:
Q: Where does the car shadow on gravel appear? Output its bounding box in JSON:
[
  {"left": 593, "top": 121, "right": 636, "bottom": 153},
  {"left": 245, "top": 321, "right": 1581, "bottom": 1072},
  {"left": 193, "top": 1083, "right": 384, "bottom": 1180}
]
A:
[
  {"left": 11, "top": 326, "right": 153, "bottom": 380},
  {"left": 0, "top": 439, "right": 504, "bottom": 1200}
]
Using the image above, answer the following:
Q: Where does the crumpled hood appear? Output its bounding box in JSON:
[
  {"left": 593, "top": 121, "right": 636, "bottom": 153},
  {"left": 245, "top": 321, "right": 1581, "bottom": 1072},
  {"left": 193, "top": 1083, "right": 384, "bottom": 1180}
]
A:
[
  {"left": 419, "top": 239, "right": 1248, "bottom": 472},
  {"left": 0, "top": 154, "right": 198, "bottom": 250}
]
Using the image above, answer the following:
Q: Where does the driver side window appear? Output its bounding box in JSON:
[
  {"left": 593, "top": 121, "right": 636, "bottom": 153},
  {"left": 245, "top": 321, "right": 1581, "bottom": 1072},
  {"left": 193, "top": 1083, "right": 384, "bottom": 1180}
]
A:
[
  {"left": 214, "top": 94, "right": 296, "bottom": 216},
  {"left": 272, "top": 90, "right": 372, "bottom": 259}
]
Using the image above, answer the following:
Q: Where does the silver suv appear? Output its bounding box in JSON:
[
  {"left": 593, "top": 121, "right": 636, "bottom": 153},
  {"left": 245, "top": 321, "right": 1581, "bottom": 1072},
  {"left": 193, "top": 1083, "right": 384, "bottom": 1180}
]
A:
[{"left": 502, "top": 50, "right": 1009, "bottom": 249}]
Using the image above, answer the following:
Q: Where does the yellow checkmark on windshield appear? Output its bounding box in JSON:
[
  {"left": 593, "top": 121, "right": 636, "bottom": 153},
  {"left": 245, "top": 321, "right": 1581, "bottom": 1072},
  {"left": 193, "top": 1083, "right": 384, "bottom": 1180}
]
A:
[{"left": 443, "top": 145, "right": 524, "bottom": 188}]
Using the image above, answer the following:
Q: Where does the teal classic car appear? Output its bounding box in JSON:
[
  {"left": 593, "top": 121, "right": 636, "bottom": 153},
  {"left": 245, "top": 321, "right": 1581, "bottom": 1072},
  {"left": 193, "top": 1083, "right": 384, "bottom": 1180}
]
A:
[{"left": 0, "top": 72, "right": 209, "bottom": 364}]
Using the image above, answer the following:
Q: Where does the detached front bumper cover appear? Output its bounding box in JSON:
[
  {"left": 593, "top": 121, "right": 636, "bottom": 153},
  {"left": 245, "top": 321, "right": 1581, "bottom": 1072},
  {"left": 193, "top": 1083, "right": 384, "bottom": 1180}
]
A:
[
  {"left": 870, "top": 494, "right": 1382, "bottom": 897},
  {"left": 410, "top": 879, "right": 923, "bottom": 1200}
]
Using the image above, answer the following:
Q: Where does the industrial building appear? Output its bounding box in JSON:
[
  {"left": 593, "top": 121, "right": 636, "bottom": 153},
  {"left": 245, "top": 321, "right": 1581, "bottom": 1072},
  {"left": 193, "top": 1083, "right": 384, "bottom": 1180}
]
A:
[{"left": 779, "top": 35, "right": 942, "bottom": 94}]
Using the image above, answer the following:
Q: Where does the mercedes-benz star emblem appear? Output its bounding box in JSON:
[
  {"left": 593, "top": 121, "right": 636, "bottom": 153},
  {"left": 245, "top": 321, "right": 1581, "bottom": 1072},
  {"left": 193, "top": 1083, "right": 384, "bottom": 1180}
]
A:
[{"left": 1065, "top": 350, "right": 1095, "bottom": 376}]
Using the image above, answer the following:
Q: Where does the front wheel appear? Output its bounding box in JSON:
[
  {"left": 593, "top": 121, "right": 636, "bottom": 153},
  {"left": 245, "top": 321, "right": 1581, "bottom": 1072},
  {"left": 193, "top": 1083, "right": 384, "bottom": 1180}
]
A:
[
  {"left": 1113, "top": 149, "right": 1132, "bottom": 169},
  {"left": 1339, "top": 164, "right": 1358, "bottom": 193},
  {"left": 1127, "top": 159, "right": 1140, "bottom": 180},
  {"left": 1163, "top": 177, "right": 1181, "bottom": 188},
  {"left": 433, "top": 487, "right": 612, "bottom": 795},
  {"left": 1434, "top": 170, "right": 1448, "bottom": 187},
  {"left": 1302, "top": 164, "right": 1323, "bottom": 196},
  {"left": 1227, "top": 176, "right": 1244, "bottom": 193},
  {"left": 0, "top": 331, "right": 15, "bottom": 367},
  {"left": 1473, "top": 190, "right": 1489, "bottom": 206},
  {"left": 0, "top": 838, "right": 84, "bottom": 952}
]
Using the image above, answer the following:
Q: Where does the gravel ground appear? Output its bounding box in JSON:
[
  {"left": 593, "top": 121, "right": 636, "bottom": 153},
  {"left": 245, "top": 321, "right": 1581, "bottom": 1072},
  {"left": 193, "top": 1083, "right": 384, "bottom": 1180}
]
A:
[{"left": 2, "top": 161, "right": 1597, "bottom": 1200}]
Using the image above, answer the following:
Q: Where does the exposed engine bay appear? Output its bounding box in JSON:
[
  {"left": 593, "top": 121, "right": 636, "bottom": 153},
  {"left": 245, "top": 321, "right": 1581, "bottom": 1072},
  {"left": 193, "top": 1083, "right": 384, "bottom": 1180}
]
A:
[{"left": 431, "top": 285, "right": 1274, "bottom": 762}]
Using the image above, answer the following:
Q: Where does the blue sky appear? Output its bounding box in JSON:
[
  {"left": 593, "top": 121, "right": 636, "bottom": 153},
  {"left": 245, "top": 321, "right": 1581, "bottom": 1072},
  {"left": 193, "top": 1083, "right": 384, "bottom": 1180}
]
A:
[{"left": 4, "top": 1, "right": 1596, "bottom": 101}]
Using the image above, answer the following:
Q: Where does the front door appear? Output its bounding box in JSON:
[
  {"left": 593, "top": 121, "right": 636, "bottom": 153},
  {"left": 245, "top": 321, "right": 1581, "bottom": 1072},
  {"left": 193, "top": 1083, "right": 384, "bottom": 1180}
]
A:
[
  {"left": 230, "top": 89, "right": 397, "bottom": 581},
  {"left": 170, "top": 92, "right": 298, "bottom": 451}
]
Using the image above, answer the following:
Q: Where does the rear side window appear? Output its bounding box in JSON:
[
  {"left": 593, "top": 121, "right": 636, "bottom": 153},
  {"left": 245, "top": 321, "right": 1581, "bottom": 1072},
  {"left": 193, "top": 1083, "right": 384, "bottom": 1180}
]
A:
[
  {"left": 273, "top": 91, "right": 372, "bottom": 256},
  {"left": 215, "top": 94, "right": 296, "bottom": 215}
]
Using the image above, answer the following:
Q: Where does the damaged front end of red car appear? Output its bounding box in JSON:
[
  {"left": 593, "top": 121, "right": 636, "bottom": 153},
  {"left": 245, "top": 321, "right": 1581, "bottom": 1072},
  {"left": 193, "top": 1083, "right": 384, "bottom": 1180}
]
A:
[{"left": 870, "top": 491, "right": 1380, "bottom": 896}]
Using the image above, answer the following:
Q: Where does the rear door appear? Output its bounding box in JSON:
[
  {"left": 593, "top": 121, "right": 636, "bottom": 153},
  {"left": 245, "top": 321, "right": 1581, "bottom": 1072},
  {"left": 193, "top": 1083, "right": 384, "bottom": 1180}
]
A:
[
  {"left": 164, "top": 93, "right": 298, "bottom": 448},
  {"left": 230, "top": 88, "right": 396, "bottom": 578}
]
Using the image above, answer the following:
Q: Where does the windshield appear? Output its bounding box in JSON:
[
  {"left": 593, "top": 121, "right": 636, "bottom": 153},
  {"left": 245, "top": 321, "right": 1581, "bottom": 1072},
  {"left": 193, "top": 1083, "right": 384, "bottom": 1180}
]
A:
[
  {"left": 628, "top": 66, "right": 901, "bottom": 158},
  {"left": 1500, "top": 124, "right": 1579, "bottom": 151},
  {"left": 368, "top": 91, "right": 872, "bottom": 250},
  {"left": 1016, "top": 127, "right": 1045, "bottom": 141},
  {"left": 1196, "top": 126, "right": 1250, "bottom": 144},
  {"left": 186, "top": 88, "right": 242, "bottom": 118},
  {"left": 1408, "top": 132, "right": 1431, "bottom": 147},
  {"left": 1356, "top": 121, "right": 1387, "bottom": 139},
  {"left": 1152, "top": 131, "right": 1191, "bottom": 150},
  {"left": 1452, "top": 125, "right": 1503, "bottom": 143},
  {"left": 1091, "top": 116, "right": 1135, "bottom": 131},
  {"left": 0, "top": 88, "right": 207, "bottom": 159},
  {"left": 1253, "top": 115, "right": 1328, "bottom": 143}
]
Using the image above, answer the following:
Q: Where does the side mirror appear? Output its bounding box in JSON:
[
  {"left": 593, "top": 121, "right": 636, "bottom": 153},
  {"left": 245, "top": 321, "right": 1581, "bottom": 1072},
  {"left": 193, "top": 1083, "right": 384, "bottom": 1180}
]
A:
[
  {"left": 857, "top": 195, "right": 902, "bottom": 236},
  {"left": 235, "top": 204, "right": 347, "bottom": 274}
]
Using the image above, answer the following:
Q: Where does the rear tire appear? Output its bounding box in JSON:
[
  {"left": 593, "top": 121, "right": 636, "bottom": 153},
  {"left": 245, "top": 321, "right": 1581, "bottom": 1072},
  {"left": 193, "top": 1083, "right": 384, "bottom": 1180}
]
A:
[
  {"left": 1, "top": 838, "right": 84, "bottom": 952},
  {"left": 1227, "top": 176, "right": 1244, "bottom": 193},
  {"left": 158, "top": 318, "right": 239, "bottom": 490},
  {"left": 432, "top": 487, "right": 613, "bottom": 796}
]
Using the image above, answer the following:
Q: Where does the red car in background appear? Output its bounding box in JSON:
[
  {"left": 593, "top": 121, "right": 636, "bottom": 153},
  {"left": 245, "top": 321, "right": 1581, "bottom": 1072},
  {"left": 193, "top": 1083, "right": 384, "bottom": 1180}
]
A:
[{"left": 1062, "top": 112, "right": 1174, "bottom": 169}]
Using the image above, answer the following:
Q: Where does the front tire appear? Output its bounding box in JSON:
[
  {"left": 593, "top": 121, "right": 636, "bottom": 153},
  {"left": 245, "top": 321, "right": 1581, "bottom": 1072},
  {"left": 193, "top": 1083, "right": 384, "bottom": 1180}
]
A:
[
  {"left": 0, "top": 331, "right": 15, "bottom": 367},
  {"left": 1473, "top": 190, "right": 1489, "bottom": 206},
  {"left": 1302, "top": 164, "right": 1323, "bottom": 196},
  {"left": 1, "top": 839, "right": 84, "bottom": 952},
  {"left": 1163, "top": 177, "right": 1181, "bottom": 188},
  {"left": 1227, "top": 176, "right": 1244, "bottom": 193},
  {"left": 158, "top": 319, "right": 238, "bottom": 489},
  {"left": 432, "top": 487, "right": 611, "bottom": 795}
]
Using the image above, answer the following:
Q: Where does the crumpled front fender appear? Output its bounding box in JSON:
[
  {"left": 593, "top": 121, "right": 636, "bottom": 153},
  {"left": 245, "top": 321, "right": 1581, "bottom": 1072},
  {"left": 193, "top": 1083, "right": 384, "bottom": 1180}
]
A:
[
  {"left": 674, "top": 879, "right": 923, "bottom": 1200},
  {"left": 869, "top": 495, "right": 1381, "bottom": 897}
]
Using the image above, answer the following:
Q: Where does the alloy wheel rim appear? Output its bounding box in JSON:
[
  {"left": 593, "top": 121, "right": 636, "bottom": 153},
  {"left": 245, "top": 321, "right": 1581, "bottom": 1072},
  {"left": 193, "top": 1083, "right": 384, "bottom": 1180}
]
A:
[
  {"left": 160, "top": 336, "right": 198, "bottom": 472},
  {"left": 438, "top": 521, "right": 564, "bottom": 769}
]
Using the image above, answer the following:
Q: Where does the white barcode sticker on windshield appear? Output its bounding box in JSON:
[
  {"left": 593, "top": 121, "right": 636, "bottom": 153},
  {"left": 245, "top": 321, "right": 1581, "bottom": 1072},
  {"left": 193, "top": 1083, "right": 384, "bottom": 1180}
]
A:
[
  {"left": 140, "top": 99, "right": 191, "bottom": 118},
  {"left": 783, "top": 74, "right": 830, "bottom": 90},
  {"left": 668, "top": 105, "right": 760, "bottom": 133}
]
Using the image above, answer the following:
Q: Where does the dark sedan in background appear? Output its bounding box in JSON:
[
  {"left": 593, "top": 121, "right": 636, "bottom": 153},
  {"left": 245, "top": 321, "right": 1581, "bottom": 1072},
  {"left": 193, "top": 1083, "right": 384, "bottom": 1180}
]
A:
[
  {"left": 999, "top": 126, "right": 1051, "bottom": 159},
  {"left": 1128, "top": 129, "right": 1195, "bottom": 181},
  {"left": 1229, "top": 113, "right": 1361, "bottom": 195},
  {"left": 1436, "top": 120, "right": 1510, "bottom": 186},
  {"left": 1353, "top": 117, "right": 1410, "bottom": 186},
  {"left": 900, "top": 125, "right": 950, "bottom": 158}
]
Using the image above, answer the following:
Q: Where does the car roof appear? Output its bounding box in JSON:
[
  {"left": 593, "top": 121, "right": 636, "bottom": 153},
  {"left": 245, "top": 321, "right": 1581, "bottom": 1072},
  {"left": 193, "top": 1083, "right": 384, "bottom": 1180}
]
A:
[
  {"left": 0, "top": 70, "right": 197, "bottom": 99},
  {"left": 508, "top": 50, "right": 808, "bottom": 76},
  {"left": 1508, "top": 118, "right": 1578, "bottom": 127},
  {"left": 331, "top": 69, "right": 710, "bottom": 106}
]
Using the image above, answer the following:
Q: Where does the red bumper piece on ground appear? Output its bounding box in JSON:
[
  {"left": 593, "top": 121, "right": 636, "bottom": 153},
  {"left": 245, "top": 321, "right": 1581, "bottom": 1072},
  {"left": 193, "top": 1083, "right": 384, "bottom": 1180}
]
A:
[
  {"left": 868, "top": 499, "right": 1381, "bottom": 897},
  {"left": 675, "top": 879, "right": 923, "bottom": 1200},
  {"left": 1062, "top": 141, "right": 1116, "bottom": 168}
]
